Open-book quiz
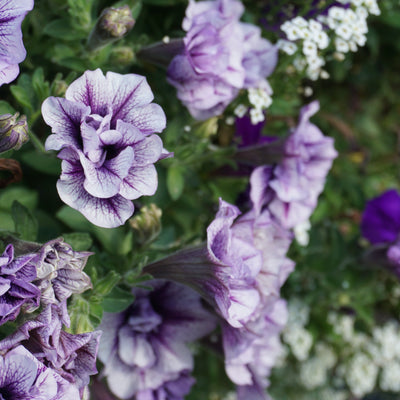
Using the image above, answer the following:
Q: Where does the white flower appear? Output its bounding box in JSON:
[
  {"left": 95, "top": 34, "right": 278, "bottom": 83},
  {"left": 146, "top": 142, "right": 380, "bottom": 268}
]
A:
[
  {"left": 250, "top": 108, "right": 264, "bottom": 125},
  {"left": 300, "top": 357, "right": 328, "bottom": 389},
  {"left": 315, "top": 30, "right": 330, "bottom": 50},
  {"left": 328, "top": 313, "right": 355, "bottom": 342},
  {"left": 307, "top": 54, "right": 324, "bottom": 70},
  {"left": 303, "top": 40, "right": 317, "bottom": 57},
  {"left": 234, "top": 104, "right": 247, "bottom": 118},
  {"left": 277, "top": 39, "right": 298, "bottom": 55},
  {"left": 292, "top": 16, "right": 308, "bottom": 28},
  {"left": 294, "top": 220, "right": 311, "bottom": 246},
  {"left": 320, "top": 70, "right": 330, "bottom": 79},
  {"left": 335, "top": 23, "right": 354, "bottom": 40},
  {"left": 380, "top": 360, "right": 400, "bottom": 392},
  {"left": 353, "top": 33, "right": 367, "bottom": 47},
  {"left": 303, "top": 86, "right": 313, "bottom": 97},
  {"left": 373, "top": 322, "right": 400, "bottom": 362},
  {"left": 333, "top": 52, "right": 346, "bottom": 61},
  {"left": 283, "top": 325, "right": 313, "bottom": 361},
  {"left": 335, "top": 37, "right": 350, "bottom": 53},
  {"left": 315, "top": 342, "right": 337, "bottom": 369},
  {"left": 288, "top": 298, "right": 310, "bottom": 327},
  {"left": 356, "top": 6, "right": 369, "bottom": 19},
  {"left": 293, "top": 56, "right": 307, "bottom": 71},
  {"left": 308, "top": 19, "right": 322, "bottom": 34},
  {"left": 349, "top": 40, "right": 358, "bottom": 52},
  {"left": 346, "top": 353, "right": 378, "bottom": 397},
  {"left": 281, "top": 21, "right": 305, "bottom": 41}
]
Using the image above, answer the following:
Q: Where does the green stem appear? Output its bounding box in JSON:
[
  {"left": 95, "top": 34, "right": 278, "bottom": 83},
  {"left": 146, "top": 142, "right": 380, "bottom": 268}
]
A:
[{"left": 28, "top": 128, "right": 46, "bottom": 153}]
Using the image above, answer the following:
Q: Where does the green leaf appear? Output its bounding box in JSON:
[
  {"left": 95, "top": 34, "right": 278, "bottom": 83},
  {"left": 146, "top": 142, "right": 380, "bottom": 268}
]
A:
[
  {"left": 167, "top": 165, "right": 185, "bottom": 200},
  {"left": 62, "top": 232, "right": 93, "bottom": 251},
  {"left": 43, "top": 19, "right": 86, "bottom": 40},
  {"left": 11, "top": 201, "right": 38, "bottom": 241},
  {"left": 10, "top": 86, "right": 33, "bottom": 111},
  {"left": 0, "top": 187, "right": 38, "bottom": 211},
  {"left": 0, "top": 101, "right": 16, "bottom": 115},
  {"left": 32, "top": 68, "right": 50, "bottom": 102},
  {"left": 102, "top": 286, "right": 135, "bottom": 313},
  {"left": 20, "top": 151, "right": 61, "bottom": 176},
  {"left": 93, "top": 271, "right": 121, "bottom": 297}
]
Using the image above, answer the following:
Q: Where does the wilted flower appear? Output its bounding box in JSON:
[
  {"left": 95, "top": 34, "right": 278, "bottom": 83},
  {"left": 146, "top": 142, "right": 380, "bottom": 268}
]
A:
[
  {"left": 42, "top": 68, "right": 167, "bottom": 228},
  {"left": 0, "top": 345, "right": 80, "bottom": 399},
  {"left": 167, "top": 0, "right": 278, "bottom": 120},
  {"left": 0, "top": 244, "right": 40, "bottom": 326},
  {"left": 0, "top": 0, "right": 34, "bottom": 85},
  {"left": 144, "top": 200, "right": 263, "bottom": 329},
  {"left": 0, "top": 301, "right": 101, "bottom": 396},
  {"left": 31, "top": 238, "right": 92, "bottom": 305},
  {"left": 98, "top": 280, "right": 216, "bottom": 400},
  {"left": 0, "top": 112, "right": 29, "bottom": 153}
]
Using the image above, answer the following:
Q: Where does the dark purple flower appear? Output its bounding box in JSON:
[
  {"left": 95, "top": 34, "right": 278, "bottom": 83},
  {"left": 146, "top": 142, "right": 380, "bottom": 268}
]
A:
[
  {"left": 0, "top": 112, "right": 29, "bottom": 153},
  {"left": 250, "top": 101, "right": 337, "bottom": 229},
  {"left": 167, "top": 0, "right": 278, "bottom": 120},
  {"left": 0, "top": 0, "right": 34, "bottom": 85},
  {"left": 144, "top": 200, "right": 263, "bottom": 329},
  {"left": 0, "top": 244, "right": 40, "bottom": 326},
  {"left": 0, "top": 301, "right": 101, "bottom": 396},
  {"left": 98, "top": 280, "right": 216, "bottom": 400},
  {"left": 361, "top": 189, "right": 400, "bottom": 245},
  {"left": 0, "top": 345, "right": 80, "bottom": 399},
  {"left": 42, "top": 68, "right": 168, "bottom": 228},
  {"left": 31, "top": 238, "right": 92, "bottom": 305}
]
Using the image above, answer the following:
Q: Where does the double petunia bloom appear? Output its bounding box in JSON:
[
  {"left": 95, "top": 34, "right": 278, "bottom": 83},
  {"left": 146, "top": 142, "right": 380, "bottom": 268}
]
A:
[{"left": 42, "top": 69, "right": 168, "bottom": 228}]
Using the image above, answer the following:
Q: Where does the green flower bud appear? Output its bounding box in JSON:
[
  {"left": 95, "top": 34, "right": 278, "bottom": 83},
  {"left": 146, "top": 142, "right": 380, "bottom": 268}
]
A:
[
  {"left": 87, "top": 5, "right": 135, "bottom": 51},
  {"left": 129, "top": 204, "right": 162, "bottom": 245},
  {"left": 0, "top": 113, "right": 29, "bottom": 154}
]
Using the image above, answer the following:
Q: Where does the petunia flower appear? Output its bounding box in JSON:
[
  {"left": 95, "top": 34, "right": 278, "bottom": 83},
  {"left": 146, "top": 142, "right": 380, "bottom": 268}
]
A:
[
  {"left": 0, "top": 0, "right": 34, "bottom": 85},
  {"left": 42, "top": 68, "right": 168, "bottom": 228},
  {"left": 0, "top": 244, "right": 40, "bottom": 326},
  {"left": 167, "top": 0, "right": 278, "bottom": 120},
  {"left": 97, "top": 280, "right": 216, "bottom": 400},
  {"left": 0, "top": 345, "right": 81, "bottom": 399}
]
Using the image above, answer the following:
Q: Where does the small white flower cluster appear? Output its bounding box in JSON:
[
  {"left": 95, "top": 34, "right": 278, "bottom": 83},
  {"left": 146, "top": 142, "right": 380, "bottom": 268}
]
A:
[
  {"left": 283, "top": 299, "right": 313, "bottom": 361},
  {"left": 234, "top": 84, "right": 273, "bottom": 125},
  {"left": 278, "top": 0, "right": 380, "bottom": 80},
  {"left": 327, "top": 313, "right": 400, "bottom": 397},
  {"left": 299, "top": 343, "right": 337, "bottom": 389}
]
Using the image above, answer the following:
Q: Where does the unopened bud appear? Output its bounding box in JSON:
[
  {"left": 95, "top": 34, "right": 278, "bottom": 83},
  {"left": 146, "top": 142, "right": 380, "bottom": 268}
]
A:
[
  {"left": 129, "top": 204, "right": 162, "bottom": 245},
  {"left": 88, "top": 5, "right": 135, "bottom": 51},
  {"left": 110, "top": 46, "right": 135, "bottom": 66},
  {"left": 0, "top": 113, "right": 29, "bottom": 154}
]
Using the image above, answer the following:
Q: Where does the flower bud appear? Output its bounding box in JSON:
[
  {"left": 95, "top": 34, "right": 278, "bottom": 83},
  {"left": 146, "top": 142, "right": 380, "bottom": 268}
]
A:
[
  {"left": 0, "top": 113, "right": 29, "bottom": 154},
  {"left": 87, "top": 5, "right": 135, "bottom": 51},
  {"left": 129, "top": 204, "right": 162, "bottom": 245}
]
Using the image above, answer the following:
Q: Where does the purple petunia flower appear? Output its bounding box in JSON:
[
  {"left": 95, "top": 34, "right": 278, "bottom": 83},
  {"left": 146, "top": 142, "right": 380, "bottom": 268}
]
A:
[
  {"left": 0, "top": 345, "right": 81, "bottom": 399},
  {"left": 0, "top": 301, "right": 101, "bottom": 397},
  {"left": 0, "top": 244, "right": 40, "bottom": 326},
  {"left": 144, "top": 200, "right": 263, "bottom": 329},
  {"left": 167, "top": 0, "right": 278, "bottom": 120},
  {"left": 31, "top": 238, "right": 92, "bottom": 305},
  {"left": 361, "top": 189, "right": 400, "bottom": 245},
  {"left": 97, "top": 280, "right": 216, "bottom": 400},
  {"left": 250, "top": 101, "right": 337, "bottom": 229},
  {"left": 42, "top": 68, "right": 168, "bottom": 228},
  {"left": 0, "top": 0, "right": 34, "bottom": 85}
]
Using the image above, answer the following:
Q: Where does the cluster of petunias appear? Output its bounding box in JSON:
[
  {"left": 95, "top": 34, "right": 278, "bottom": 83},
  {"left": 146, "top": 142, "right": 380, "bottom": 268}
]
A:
[
  {"left": 167, "top": 0, "right": 278, "bottom": 120},
  {"left": 0, "top": 238, "right": 100, "bottom": 398},
  {"left": 42, "top": 68, "right": 168, "bottom": 228},
  {"left": 278, "top": 0, "right": 380, "bottom": 80}
]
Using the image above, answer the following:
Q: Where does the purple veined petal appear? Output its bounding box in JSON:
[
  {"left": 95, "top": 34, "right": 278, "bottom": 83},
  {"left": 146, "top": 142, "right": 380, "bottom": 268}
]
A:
[
  {"left": 0, "top": 277, "right": 11, "bottom": 296},
  {"left": 99, "top": 129, "right": 123, "bottom": 146},
  {"left": 105, "top": 356, "right": 141, "bottom": 400},
  {"left": 105, "top": 71, "right": 156, "bottom": 122},
  {"left": 118, "top": 327, "right": 156, "bottom": 369},
  {"left": 0, "top": 244, "right": 14, "bottom": 267},
  {"left": 57, "top": 151, "right": 135, "bottom": 228},
  {"left": 0, "top": 63, "right": 19, "bottom": 85},
  {"left": 114, "top": 119, "right": 148, "bottom": 147},
  {"left": 97, "top": 313, "right": 124, "bottom": 363},
  {"left": 133, "top": 134, "right": 164, "bottom": 165},
  {"left": 119, "top": 164, "right": 158, "bottom": 200},
  {"left": 79, "top": 146, "right": 134, "bottom": 199},
  {"left": 250, "top": 166, "right": 274, "bottom": 216},
  {"left": 122, "top": 103, "right": 167, "bottom": 135},
  {"left": 43, "top": 97, "right": 91, "bottom": 151},
  {"left": 65, "top": 69, "right": 110, "bottom": 116}
]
